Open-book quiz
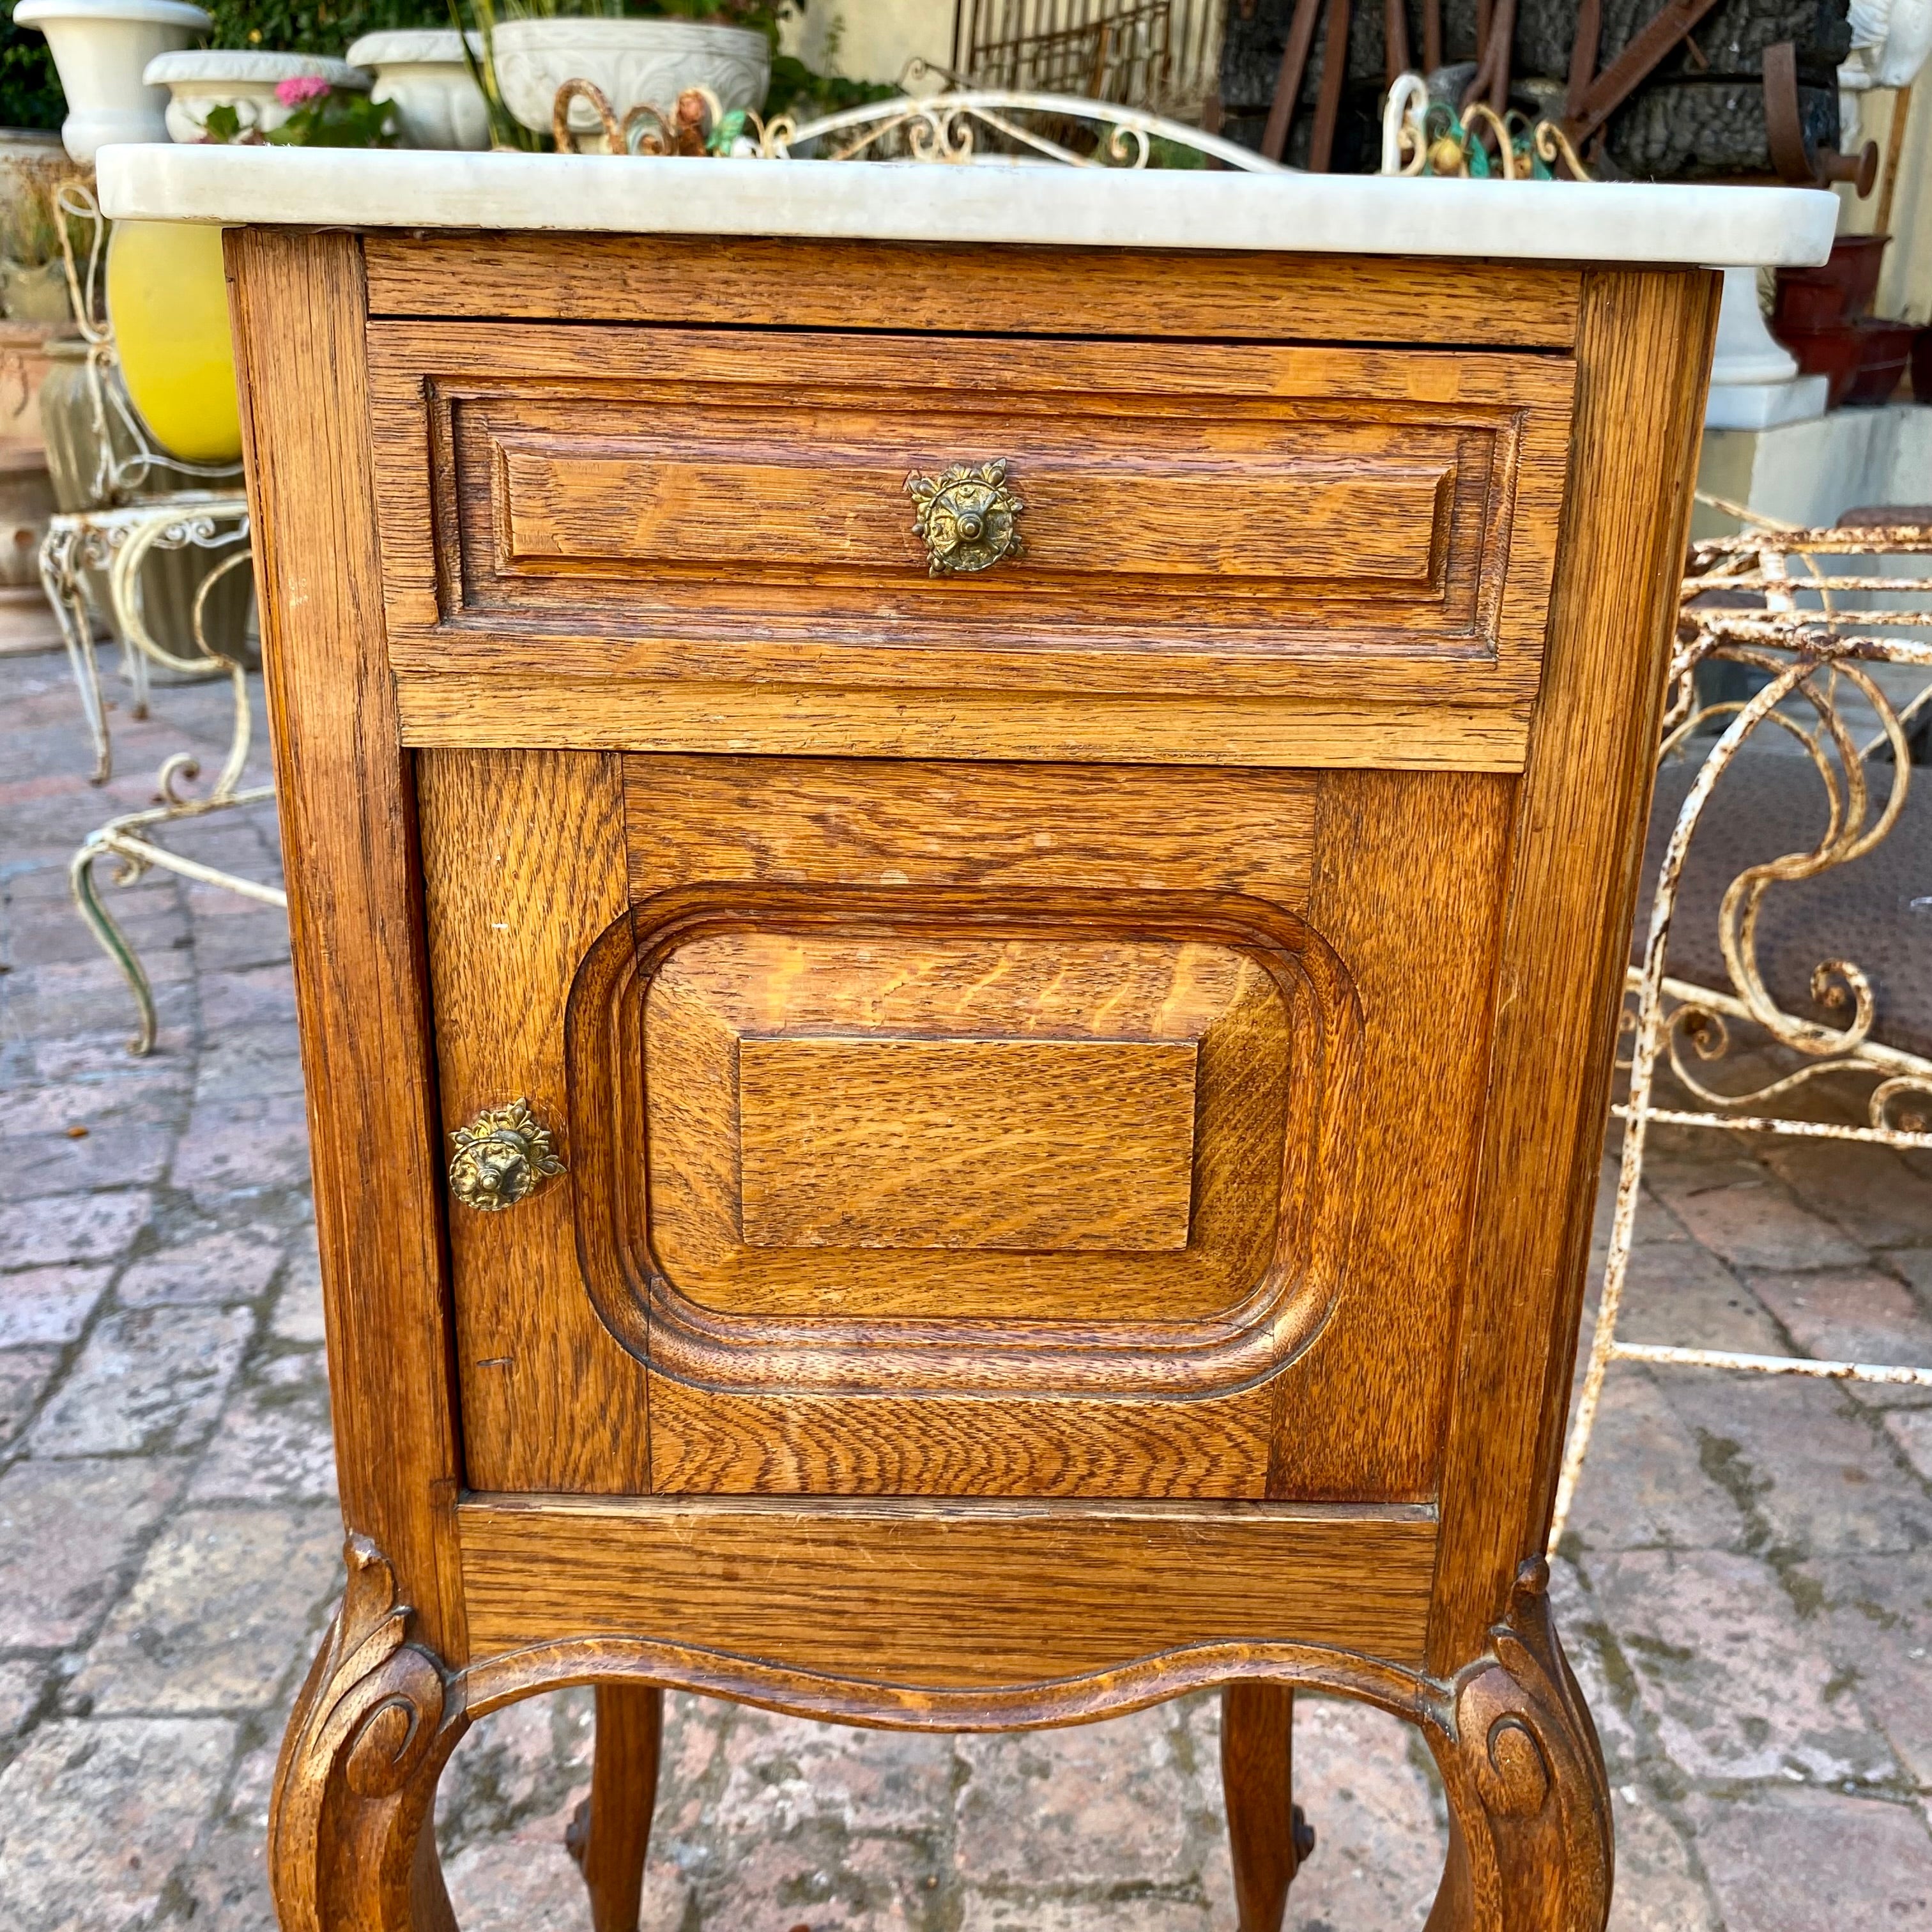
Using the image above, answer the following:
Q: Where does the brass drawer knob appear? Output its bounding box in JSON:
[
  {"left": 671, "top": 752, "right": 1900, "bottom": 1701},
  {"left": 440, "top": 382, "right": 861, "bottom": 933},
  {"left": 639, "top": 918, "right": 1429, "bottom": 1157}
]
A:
[
  {"left": 448, "top": 1098, "right": 565, "bottom": 1213},
  {"left": 905, "top": 459, "right": 1025, "bottom": 575}
]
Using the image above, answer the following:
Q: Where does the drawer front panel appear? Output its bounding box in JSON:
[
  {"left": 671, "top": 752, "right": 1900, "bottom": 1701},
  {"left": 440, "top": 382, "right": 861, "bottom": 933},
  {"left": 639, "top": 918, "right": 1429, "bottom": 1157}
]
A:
[
  {"left": 372, "top": 323, "right": 1575, "bottom": 733},
  {"left": 491, "top": 421, "right": 1457, "bottom": 596}
]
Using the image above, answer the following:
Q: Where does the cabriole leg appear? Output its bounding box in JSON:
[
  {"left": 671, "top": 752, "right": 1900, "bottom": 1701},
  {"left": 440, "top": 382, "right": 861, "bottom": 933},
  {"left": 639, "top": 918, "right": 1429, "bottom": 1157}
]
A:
[
  {"left": 269, "top": 1537, "right": 469, "bottom": 1932},
  {"left": 1421, "top": 1561, "right": 1613, "bottom": 1932},
  {"left": 565, "top": 1683, "right": 664, "bottom": 1932},
  {"left": 1221, "top": 1680, "right": 1315, "bottom": 1931}
]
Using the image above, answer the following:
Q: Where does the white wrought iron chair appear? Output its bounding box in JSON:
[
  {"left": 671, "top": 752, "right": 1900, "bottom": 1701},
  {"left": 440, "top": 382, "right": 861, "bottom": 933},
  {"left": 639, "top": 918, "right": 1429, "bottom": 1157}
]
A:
[
  {"left": 43, "top": 185, "right": 283, "bottom": 1055},
  {"left": 39, "top": 183, "right": 253, "bottom": 784},
  {"left": 1550, "top": 505, "right": 1932, "bottom": 1544}
]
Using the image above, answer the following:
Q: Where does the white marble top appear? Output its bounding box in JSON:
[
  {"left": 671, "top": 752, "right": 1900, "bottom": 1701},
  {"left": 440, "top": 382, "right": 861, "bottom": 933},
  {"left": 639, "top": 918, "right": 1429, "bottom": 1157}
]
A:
[{"left": 97, "top": 144, "right": 1837, "bottom": 268}]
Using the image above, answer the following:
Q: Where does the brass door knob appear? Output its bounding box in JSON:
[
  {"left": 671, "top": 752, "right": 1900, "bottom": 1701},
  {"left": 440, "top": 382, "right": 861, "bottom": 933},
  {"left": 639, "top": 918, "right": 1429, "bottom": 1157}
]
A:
[
  {"left": 448, "top": 1098, "right": 565, "bottom": 1213},
  {"left": 905, "top": 459, "right": 1025, "bottom": 575}
]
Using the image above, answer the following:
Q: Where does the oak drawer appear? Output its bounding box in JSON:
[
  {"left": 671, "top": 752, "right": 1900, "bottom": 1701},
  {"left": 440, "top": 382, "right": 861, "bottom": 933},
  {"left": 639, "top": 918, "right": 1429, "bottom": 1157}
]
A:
[{"left": 369, "top": 323, "right": 1576, "bottom": 769}]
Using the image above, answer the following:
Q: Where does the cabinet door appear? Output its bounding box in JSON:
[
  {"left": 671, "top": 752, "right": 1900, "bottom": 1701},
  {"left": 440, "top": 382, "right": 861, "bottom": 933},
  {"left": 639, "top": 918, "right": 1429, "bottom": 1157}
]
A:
[{"left": 420, "top": 749, "right": 1512, "bottom": 1503}]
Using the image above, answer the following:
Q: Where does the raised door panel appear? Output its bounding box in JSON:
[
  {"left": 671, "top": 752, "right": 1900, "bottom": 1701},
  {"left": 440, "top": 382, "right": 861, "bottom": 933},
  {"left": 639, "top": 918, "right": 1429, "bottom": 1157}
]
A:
[
  {"left": 604, "top": 756, "right": 1506, "bottom": 1501},
  {"left": 423, "top": 751, "right": 1513, "bottom": 1503}
]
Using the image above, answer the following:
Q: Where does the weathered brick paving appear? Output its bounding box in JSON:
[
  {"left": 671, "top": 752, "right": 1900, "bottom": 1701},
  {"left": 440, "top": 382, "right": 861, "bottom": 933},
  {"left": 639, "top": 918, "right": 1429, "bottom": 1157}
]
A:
[{"left": 3, "top": 649, "right": 1929, "bottom": 1929}]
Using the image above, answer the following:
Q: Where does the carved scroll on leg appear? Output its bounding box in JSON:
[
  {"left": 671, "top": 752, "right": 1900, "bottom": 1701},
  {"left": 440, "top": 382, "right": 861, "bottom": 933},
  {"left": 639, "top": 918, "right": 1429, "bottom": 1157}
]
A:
[
  {"left": 270, "top": 1535, "right": 470, "bottom": 1932},
  {"left": 1422, "top": 1561, "right": 1613, "bottom": 1932}
]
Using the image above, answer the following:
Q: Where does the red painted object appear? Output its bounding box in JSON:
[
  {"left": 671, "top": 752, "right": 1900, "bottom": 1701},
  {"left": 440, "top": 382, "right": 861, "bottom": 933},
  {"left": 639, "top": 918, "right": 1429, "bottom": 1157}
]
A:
[
  {"left": 1773, "top": 274, "right": 1845, "bottom": 332},
  {"left": 1774, "top": 233, "right": 1891, "bottom": 327},
  {"left": 1911, "top": 326, "right": 1932, "bottom": 401},
  {"left": 1773, "top": 236, "right": 1903, "bottom": 408},
  {"left": 1843, "top": 318, "right": 1915, "bottom": 406},
  {"left": 1776, "top": 321, "right": 1868, "bottom": 408}
]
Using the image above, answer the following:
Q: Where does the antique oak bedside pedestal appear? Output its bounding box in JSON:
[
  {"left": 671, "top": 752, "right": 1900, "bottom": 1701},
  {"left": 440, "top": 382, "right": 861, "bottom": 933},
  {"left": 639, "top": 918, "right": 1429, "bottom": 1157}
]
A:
[{"left": 103, "top": 145, "right": 1832, "bottom": 1932}]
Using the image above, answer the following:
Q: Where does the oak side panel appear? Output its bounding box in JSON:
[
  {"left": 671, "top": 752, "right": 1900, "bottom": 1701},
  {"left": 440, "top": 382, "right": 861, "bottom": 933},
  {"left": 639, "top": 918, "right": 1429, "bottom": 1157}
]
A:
[
  {"left": 364, "top": 233, "right": 1581, "bottom": 347},
  {"left": 1268, "top": 766, "right": 1514, "bottom": 1501},
  {"left": 1429, "top": 266, "right": 1721, "bottom": 1668},
  {"left": 224, "top": 228, "right": 465, "bottom": 1655},
  {"left": 415, "top": 749, "right": 652, "bottom": 1492},
  {"left": 400, "top": 682, "right": 1533, "bottom": 772},
  {"left": 457, "top": 1496, "right": 1439, "bottom": 1680}
]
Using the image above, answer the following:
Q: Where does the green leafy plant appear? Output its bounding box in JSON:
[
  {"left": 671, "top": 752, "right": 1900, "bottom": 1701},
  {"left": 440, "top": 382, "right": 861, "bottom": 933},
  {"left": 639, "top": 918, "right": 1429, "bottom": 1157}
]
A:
[
  {"left": 266, "top": 74, "right": 398, "bottom": 143},
  {"left": 0, "top": 4, "right": 61, "bottom": 132},
  {"left": 206, "top": 0, "right": 449, "bottom": 57},
  {"left": 199, "top": 84, "right": 397, "bottom": 146},
  {"left": 763, "top": 53, "right": 896, "bottom": 125},
  {"left": 448, "top": 0, "right": 543, "bottom": 151}
]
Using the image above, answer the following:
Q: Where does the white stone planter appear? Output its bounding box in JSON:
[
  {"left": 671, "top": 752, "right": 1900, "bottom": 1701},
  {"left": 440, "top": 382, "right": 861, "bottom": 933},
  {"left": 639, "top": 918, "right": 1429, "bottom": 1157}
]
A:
[
  {"left": 14, "top": 0, "right": 209, "bottom": 162},
  {"left": 344, "top": 29, "right": 487, "bottom": 151},
  {"left": 492, "top": 17, "right": 769, "bottom": 144},
  {"left": 1706, "top": 265, "right": 1828, "bottom": 432},
  {"left": 144, "top": 49, "right": 371, "bottom": 144}
]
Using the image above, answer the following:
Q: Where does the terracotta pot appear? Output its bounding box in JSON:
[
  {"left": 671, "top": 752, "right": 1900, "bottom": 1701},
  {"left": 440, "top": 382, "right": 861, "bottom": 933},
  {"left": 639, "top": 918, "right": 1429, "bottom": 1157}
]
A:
[
  {"left": 1774, "top": 319, "right": 1866, "bottom": 408},
  {"left": 1910, "top": 324, "right": 1932, "bottom": 400},
  {"left": 0, "top": 318, "right": 61, "bottom": 450},
  {"left": 1843, "top": 316, "right": 1915, "bottom": 406},
  {"left": 1772, "top": 272, "right": 1846, "bottom": 332},
  {"left": 1775, "top": 233, "right": 1891, "bottom": 329}
]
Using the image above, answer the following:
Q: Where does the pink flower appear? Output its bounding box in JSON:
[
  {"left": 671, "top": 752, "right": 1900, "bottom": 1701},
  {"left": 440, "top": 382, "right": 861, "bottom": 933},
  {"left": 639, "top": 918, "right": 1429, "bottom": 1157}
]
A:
[{"left": 275, "top": 74, "right": 331, "bottom": 107}]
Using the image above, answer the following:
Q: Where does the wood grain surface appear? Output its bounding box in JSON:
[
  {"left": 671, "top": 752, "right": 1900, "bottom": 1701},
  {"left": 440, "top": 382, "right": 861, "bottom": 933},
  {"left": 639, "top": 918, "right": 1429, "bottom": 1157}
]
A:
[
  {"left": 1429, "top": 266, "right": 1721, "bottom": 1670},
  {"left": 362, "top": 233, "right": 1583, "bottom": 348},
  {"left": 735, "top": 1036, "right": 1202, "bottom": 1254},
  {"left": 569, "top": 884, "right": 1359, "bottom": 1402},
  {"left": 1222, "top": 1682, "right": 1310, "bottom": 1929},
  {"left": 622, "top": 755, "right": 1317, "bottom": 904},
  {"left": 1265, "top": 767, "right": 1515, "bottom": 1503},
  {"left": 397, "top": 679, "right": 1535, "bottom": 772},
  {"left": 567, "top": 1684, "right": 661, "bottom": 1932},
  {"left": 366, "top": 324, "right": 1573, "bottom": 719},
  {"left": 500, "top": 443, "right": 1455, "bottom": 585},
  {"left": 234, "top": 225, "right": 1685, "bottom": 1931},
  {"left": 456, "top": 1495, "right": 1440, "bottom": 1680},
  {"left": 226, "top": 229, "right": 466, "bottom": 1657},
  {"left": 415, "top": 747, "right": 652, "bottom": 1493},
  {"left": 641, "top": 928, "right": 1285, "bottom": 1320}
]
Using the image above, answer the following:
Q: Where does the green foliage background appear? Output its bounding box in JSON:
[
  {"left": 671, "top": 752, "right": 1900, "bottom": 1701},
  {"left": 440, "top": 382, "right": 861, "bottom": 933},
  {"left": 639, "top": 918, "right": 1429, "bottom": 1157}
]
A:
[
  {"left": 0, "top": 5, "right": 66, "bottom": 130},
  {"left": 207, "top": 0, "right": 448, "bottom": 52}
]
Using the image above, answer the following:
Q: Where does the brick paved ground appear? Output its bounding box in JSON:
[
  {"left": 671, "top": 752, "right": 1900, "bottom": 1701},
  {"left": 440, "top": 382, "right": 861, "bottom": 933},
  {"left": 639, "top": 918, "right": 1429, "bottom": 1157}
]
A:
[{"left": 3, "top": 645, "right": 1931, "bottom": 1931}]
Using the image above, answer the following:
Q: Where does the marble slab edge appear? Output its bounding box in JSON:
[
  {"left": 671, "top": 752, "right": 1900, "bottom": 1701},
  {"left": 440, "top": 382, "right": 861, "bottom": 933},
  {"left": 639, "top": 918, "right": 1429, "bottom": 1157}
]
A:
[{"left": 98, "top": 144, "right": 1838, "bottom": 268}]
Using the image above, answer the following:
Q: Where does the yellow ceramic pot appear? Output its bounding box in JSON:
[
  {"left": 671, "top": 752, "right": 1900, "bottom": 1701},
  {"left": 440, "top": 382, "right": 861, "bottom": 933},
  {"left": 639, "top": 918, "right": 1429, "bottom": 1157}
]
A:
[{"left": 104, "top": 219, "right": 241, "bottom": 465}]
